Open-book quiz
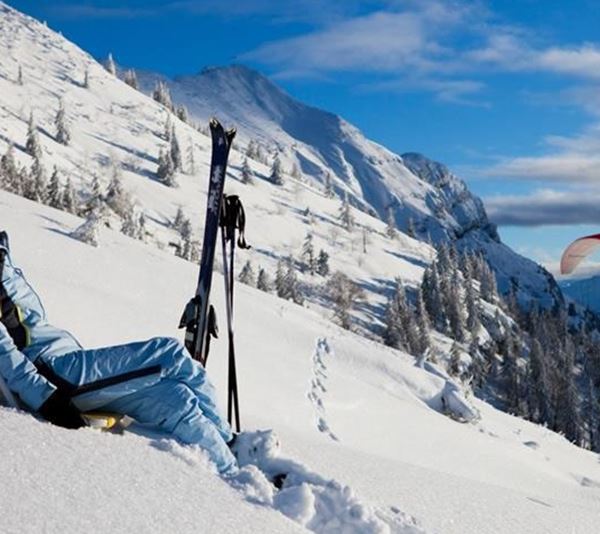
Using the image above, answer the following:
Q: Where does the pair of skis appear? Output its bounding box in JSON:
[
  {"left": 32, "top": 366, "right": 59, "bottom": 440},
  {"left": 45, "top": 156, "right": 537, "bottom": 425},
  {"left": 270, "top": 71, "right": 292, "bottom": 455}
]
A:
[{"left": 179, "top": 118, "right": 245, "bottom": 433}]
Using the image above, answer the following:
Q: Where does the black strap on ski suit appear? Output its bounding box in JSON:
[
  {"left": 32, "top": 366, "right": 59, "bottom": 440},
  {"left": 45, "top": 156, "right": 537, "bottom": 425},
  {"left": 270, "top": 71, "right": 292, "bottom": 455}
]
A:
[
  {"left": 0, "top": 232, "right": 29, "bottom": 351},
  {"left": 219, "top": 195, "right": 250, "bottom": 433}
]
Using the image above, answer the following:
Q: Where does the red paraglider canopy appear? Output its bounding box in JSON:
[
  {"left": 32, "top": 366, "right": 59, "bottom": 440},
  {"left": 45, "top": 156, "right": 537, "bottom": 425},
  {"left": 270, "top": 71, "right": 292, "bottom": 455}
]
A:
[{"left": 560, "top": 233, "right": 600, "bottom": 275}]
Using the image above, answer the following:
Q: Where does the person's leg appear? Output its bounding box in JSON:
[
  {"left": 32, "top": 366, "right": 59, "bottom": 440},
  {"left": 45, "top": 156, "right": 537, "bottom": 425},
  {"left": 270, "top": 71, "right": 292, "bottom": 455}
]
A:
[
  {"left": 101, "top": 379, "right": 237, "bottom": 475},
  {"left": 41, "top": 337, "right": 231, "bottom": 441}
]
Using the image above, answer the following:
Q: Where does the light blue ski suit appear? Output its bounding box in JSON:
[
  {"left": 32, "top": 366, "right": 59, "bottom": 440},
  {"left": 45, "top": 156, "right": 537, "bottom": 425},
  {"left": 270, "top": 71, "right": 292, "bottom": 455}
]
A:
[{"left": 0, "top": 243, "right": 237, "bottom": 474}]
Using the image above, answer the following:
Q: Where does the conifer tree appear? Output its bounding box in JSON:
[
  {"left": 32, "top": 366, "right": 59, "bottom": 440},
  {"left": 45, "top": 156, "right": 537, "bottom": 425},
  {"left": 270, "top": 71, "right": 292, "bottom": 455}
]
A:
[
  {"left": 187, "top": 138, "right": 196, "bottom": 175},
  {"left": 61, "top": 177, "right": 75, "bottom": 213},
  {"left": 27, "top": 155, "right": 47, "bottom": 203},
  {"left": 257, "top": 267, "right": 271, "bottom": 292},
  {"left": 55, "top": 99, "right": 70, "bottom": 146},
  {"left": 302, "top": 232, "right": 316, "bottom": 275},
  {"left": 284, "top": 259, "right": 303, "bottom": 305},
  {"left": 449, "top": 342, "right": 462, "bottom": 378},
  {"left": 275, "top": 259, "right": 286, "bottom": 298},
  {"left": 152, "top": 81, "right": 174, "bottom": 110},
  {"left": 17, "top": 65, "right": 23, "bottom": 85},
  {"left": 172, "top": 206, "right": 185, "bottom": 232},
  {"left": 316, "top": 249, "right": 330, "bottom": 276},
  {"left": 414, "top": 286, "right": 431, "bottom": 354},
  {"left": 26, "top": 113, "right": 42, "bottom": 160},
  {"left": 47, "top": 166, "right": 62, "bottom": 209},
  {"left": 324, "top": 172, "right": 335, "bottom": 198},
  {"left": 176, "top": 105, "right": 189, "bottom": 123},
  {"left": 338, "top": 191, "right": 354, "bottom": 232},
  {"left": 326, "top": 271, "right": 364, "bottom": 330},
  {"left": 83, "top": 67, "right": 90, "bottom": 89},
  {"left": 385, "top": 206, "right": 397, "bottom": 239},
  {"left": 291, "top": 163, "right": 301, "bottom": 180},
  {"left": 270, "top": 154, "right": 284, "bottom": 185},
  {"left": 0, "top": 145, "right": 18, "bottom": 193},
  {"left": 123, "top": 69, "right": 139, "bottom": 90},
  {"left": 137, "top": 212, "right": 147, "bottom": 241},
  {"left": 170, "top": 127, "right": 182, "bottom": 171},
  {"left": 239, "top": 260, "right": 256, "bottom": 286},
  {"left": 246, "top": 140, "right": 257, "bottom": 160},
  {"left": 72, "top": 208, "right": 104, "bottom": 247},
  {"left": 157, "top": 148, "right": 176, "bottom": 187},
  {"left": 105, "top": 53, "right": 116, "bottom": 75},
  {"left": 241, "top": 157, "right": 254, "bottom": 184},
  {"left": 105, "top": 165, "right": 131, "bottom": 218}
]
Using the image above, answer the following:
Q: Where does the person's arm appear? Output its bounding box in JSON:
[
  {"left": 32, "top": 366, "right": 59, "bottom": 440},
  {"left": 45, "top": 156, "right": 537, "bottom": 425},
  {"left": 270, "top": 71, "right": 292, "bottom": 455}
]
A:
[{"left": 0, "top": 322, "right": 56, "bottom": 411}]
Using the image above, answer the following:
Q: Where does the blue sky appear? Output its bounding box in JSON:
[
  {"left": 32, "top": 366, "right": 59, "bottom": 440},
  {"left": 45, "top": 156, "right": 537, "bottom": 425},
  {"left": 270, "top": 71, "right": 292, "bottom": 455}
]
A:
[{"left": 8, "top": 0, "right": 600, "bottom": 275}]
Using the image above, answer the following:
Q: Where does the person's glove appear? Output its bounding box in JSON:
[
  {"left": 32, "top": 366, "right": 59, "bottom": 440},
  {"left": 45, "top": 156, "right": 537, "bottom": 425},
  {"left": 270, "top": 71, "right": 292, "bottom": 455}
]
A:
[{"left": 38, "top": 390, "right": 86, "bottom": 429}]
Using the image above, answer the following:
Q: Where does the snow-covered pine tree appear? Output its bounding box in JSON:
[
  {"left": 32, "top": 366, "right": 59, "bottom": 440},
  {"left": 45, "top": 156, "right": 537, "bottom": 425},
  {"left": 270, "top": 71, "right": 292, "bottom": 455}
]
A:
[
  {"left": 163, "top": 115, "right": 173, "bottom": 141},
  {"left": 137, "top": 212, "right": 147, "bottom": 241},
  {"left": 152, "top": 81, "right": 174, "bottom": 111},
  {"left": 302, "top": 232, "right": 316, "bottom": 275},
  {"left": 172, "top": 206, "right": 185, "bottom": 232},
  {"left": 0, "top": 144, "right": 18, "bottom": 193},
  {"left": 105, "top": 165, "right": 132, "bottom": 218},
  {"left": 257, "top": 267, "right": 271, "bottom": 292},
  {"left": 121, "top": 211, "right": 139, "bottom": 239},
  {"left": 324, "top": 172, "right": 335, "bottom": 198},
  {"left": 241, "top": 157, "right": 254, "bottom": 184},
  {"left": 385, "top": 206, "right": 397, "bottom": 239},
  {"left": 414, "top": 286, "right": 431, "bottom": 354},
  {"left": 71, "top": 208, "right": 105, "bottom": 247},
  {"left": 407, "top": 217, "right": 416, "bottom": 238},
  {"left": 170, "top": 127, "right": 182, "bottom": 171},
  {"left": 284, "top": 258, "right": 303, "bottom": 305},
  {"left": 270, "top": 153, "right": 284, "bottom": 185},
  {"left": 316, "top": 249, "right": 330, "bottom": 276},
  {"left": 239, "top": 260, "right": 256, "bottom": 286},
  {"left": 61, "top": 177, "right": 76, "bottom": 213},
  {"left": 465, "top": 268, "right": 481, "bottom": 337},
  {"left": 83, "top": 67, "right": 90, "bottom": 89},
  {"left": 47, "top": 166, "right": 62, "bottom": 209},
  {"left": 187, "top": 137, "right": 196, "bottom": 175},
  {"left": 326, "top": 271, "right": 364, "bottom": 330},
  {"left": 157, "top": 148, "right": 177, "bottom": 187},
  {"left": 338, "top": 192, "right": 354, "bottom": 232},
  {"left": 291, "top": 163, "right": 301, "bottom": 180},
  {"left": 26, "top": 154, "right": 47, "bottom": 203},
  {"left": 245, "top": 140, "right": 257, "bottom": 160},
  {"left": 176, "top": 105, "right": 189, "bottom": 123},
  {"left": 25, "top": 113, "right": 42, "bottom": 160},
  {"left": 105, "top": 53, "right": 116, "bottom": 75},
  {"left": 177, "top": 218, "right": 194, "bottom": 261},
  {"left": 17, "top": 65, "right": 23, "bottom": 85},
  {"left": 275, "top": 258, "right": 286, "bottom": 298},
  {"left": 55, "top": 99, "right": 70, "bottom": 146},
  {"left": 123, "top": 69, "right": 139, "bottom": 90},
  {"left": 449, "top": 342, "right": 462, "bottom": 378}
]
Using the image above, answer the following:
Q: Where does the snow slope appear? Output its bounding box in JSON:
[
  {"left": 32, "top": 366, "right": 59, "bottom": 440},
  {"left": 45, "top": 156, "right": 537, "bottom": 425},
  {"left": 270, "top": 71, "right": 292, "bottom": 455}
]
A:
[{"left": 2, "top": 190, "right": 600, "bottom": 534}]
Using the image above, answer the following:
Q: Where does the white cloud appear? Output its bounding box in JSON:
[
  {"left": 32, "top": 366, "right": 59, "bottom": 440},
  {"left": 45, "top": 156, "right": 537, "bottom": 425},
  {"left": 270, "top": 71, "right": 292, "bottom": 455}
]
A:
[{"left": 485, "top": 188, "right": 600, "bottom": 226}]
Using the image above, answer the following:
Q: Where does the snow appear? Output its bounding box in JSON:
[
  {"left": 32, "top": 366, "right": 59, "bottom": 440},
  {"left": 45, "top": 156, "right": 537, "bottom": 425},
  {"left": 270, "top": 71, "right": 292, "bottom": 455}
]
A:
[
  {"left": 2, "top": 190, "right": 600, "bottom": 534},
  {"left": 0, "top": 2, "right": 600, "bottom": 532}
]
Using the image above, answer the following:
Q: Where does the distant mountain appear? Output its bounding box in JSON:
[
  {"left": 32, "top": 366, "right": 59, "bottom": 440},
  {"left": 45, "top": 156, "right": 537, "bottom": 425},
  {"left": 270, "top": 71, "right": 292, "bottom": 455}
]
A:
[
  {"left": 560, "top": 276, "right": 600, "bottom": 313},
  {"left": 138, "top": 65, "right": 561, "bottom": 307}
]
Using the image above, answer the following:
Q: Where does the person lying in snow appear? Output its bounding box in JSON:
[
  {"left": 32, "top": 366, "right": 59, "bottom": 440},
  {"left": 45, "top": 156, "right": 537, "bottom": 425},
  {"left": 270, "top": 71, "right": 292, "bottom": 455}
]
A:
[{"left": 0, "top": 231, "right": 237, "bottom": 475}]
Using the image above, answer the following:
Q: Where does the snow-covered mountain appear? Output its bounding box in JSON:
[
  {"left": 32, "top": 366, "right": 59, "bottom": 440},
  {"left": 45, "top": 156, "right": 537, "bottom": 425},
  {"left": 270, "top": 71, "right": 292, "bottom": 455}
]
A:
[
  {"left": 3, "top": 190, "right": 600, "bottom": 534},
  {"left": 138, "top": 64, "right": 560, "bottom": 306}
]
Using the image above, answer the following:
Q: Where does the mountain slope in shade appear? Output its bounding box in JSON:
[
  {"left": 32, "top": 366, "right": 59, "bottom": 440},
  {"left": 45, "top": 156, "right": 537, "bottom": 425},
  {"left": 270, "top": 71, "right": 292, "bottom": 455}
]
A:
[{"left": 560, "top": 276, "right": 600, "bottom": 313}]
